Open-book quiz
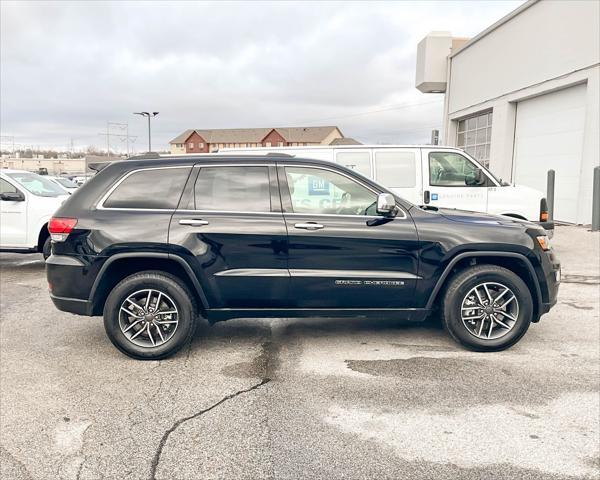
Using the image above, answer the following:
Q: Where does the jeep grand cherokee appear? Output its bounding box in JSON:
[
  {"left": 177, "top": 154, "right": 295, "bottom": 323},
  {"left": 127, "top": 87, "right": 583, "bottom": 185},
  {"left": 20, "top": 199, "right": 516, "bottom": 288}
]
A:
[{"left": 46, "top": 155, "right": 560, "bottom": 359}]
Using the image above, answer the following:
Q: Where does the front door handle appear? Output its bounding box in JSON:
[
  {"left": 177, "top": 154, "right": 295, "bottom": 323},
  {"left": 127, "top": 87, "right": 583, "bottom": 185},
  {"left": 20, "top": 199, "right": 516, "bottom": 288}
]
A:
[
  {"left": 294, "top": 222, "right": 324, "bottom": 230},
  {"left": 179, "top": 219, "right": 209, "bottom": 226},
  {"left": 424, "top": 190, "right": 430, "bottom": 204}
]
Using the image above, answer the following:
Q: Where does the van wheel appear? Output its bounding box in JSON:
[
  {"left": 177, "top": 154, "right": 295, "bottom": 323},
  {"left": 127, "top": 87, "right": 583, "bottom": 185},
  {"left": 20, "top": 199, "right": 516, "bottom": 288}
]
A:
[
  {"left": 103, "top": 271, "right": 197, "bottom": 360},
  {"left": 42, "top": 236, "right": 51, "bottom": 260},
  {"left": 441, "top": 265, "right": 533, "bottom": 351}
]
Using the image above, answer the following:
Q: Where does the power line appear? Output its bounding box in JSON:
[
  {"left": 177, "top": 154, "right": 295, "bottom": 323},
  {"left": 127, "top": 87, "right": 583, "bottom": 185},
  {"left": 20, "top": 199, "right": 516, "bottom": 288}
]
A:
[{"left": 284, "top": 98, "right": 444, "bottom": 126}]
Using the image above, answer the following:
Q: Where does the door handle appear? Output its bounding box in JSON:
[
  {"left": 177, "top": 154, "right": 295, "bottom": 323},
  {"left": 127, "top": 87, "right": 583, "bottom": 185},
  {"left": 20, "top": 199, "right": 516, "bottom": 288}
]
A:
[
  {"left": 424, "top": 190, "right": 430, "bottom": 204},
  {"left": 179, "top": 219, "right": 209, "bottom": 226},
  {"left": 294, "top": 222, "right": 324, "bottom": 230}
]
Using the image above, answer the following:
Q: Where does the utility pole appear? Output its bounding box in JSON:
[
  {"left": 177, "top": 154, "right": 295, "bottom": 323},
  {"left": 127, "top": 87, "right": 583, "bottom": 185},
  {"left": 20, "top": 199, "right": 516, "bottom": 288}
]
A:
[
  {"left": 133, "top": 112, "right": 159, "bottom": 152},
  {"left": 99, "top": 122, "right": 136, "bottom": 158}
]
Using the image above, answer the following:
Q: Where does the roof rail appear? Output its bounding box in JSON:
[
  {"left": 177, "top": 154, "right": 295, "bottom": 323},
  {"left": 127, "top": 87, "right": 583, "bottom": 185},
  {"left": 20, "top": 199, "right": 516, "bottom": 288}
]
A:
[
  {"left": 266, "top": 152, "right": 295, "bottom": 157},
  {"left": 127, "top": 153, "right": 161, "bottom": 160}
]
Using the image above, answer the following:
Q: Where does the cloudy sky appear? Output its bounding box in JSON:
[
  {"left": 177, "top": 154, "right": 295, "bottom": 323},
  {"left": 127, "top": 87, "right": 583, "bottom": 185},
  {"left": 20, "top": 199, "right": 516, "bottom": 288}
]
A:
[{"left": 1, "top": 0, "right": 523, "bottom": 153}]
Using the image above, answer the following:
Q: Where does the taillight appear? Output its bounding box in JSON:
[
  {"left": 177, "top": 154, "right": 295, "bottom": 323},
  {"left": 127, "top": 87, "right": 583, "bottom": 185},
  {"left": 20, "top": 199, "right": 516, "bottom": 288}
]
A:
[
  {"left": 48, "top": 217, "right": 77, "bottom": 242},
  {"left": 540, "top": 198, "right": 549, "bottom": 222}
]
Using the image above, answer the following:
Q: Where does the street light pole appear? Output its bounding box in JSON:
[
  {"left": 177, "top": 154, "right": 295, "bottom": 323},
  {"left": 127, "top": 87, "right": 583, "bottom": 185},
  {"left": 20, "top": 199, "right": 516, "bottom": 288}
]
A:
[{"left": 133, "top": 112, "right": 159, "bottom": 153}]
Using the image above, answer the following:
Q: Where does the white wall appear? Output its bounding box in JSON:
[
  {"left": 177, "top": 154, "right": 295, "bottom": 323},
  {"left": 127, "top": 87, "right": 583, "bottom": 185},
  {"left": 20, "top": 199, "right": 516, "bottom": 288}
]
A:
[
  {"left": 442, "top": 0, "right": 600, "bottom": 222},
  {"left": 447, "top": 0, "right": 599, "bottom": 114}
]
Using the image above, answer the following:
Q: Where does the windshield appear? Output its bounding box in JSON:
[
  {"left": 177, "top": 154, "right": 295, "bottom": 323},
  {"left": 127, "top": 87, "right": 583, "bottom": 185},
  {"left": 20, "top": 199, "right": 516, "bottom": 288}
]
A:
[
  {"left": 7, "top": 172, "right": 67, "bottom": 197},
  {"left": 54, "top": 177, "right": 78, "bottom": 188}
]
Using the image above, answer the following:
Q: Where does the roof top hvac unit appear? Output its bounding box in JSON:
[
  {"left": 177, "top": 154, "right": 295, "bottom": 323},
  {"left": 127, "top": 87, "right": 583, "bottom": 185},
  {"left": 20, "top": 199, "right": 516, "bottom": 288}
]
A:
[{"left": 415, "top": 31, "right": 469, "bottom": 94}]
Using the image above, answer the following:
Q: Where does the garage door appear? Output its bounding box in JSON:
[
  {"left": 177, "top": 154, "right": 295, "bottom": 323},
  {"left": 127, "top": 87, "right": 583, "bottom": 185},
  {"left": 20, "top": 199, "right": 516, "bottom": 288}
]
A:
[{"left": 513, "top": 83, "right": 586, "bottom": 223}]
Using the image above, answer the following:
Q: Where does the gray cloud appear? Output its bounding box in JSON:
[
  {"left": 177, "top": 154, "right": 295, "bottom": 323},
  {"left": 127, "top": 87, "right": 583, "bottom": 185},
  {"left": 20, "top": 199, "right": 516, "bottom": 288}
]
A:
[{"left": 1, "top": 0, "right": 523, "bottom": 152}]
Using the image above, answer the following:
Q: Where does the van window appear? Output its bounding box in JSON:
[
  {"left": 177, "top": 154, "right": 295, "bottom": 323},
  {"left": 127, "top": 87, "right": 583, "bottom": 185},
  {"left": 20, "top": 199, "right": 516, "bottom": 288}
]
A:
[
  {"left": 429, "top": 152, "right": 486, "bottom": 187},
  {"left": 374, "top": 151, "right": 416, "bottom": 188},
  {"left": 104, "top": 167, "right": 190, "bottom": 209},
  {"left": 335, "top": 152, "right": 371, "bottom": 178},
  {"left": 194, "top": 166, "right": 271, "bottom": 212}
]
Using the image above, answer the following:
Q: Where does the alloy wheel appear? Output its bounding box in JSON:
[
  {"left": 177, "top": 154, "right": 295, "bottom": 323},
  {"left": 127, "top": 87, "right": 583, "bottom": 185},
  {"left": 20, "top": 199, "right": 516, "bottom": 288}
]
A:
[
  {"left": 119, "top": 289, "right": 179, "bottom": 348},
  {"left": 460, "top": 282, "right": 519, "bottom": 340}
]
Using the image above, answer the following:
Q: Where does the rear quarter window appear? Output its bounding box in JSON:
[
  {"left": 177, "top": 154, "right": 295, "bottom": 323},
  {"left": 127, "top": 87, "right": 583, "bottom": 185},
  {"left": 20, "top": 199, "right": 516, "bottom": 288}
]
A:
[{"left": 103, "top": 167, "right": 191, "bottom": 209}]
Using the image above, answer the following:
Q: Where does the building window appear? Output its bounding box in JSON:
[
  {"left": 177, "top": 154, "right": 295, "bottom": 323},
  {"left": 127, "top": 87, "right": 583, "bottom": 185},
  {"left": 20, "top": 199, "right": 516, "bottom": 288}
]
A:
[
  {"left": 456, "top": 111, "right": 492, "bottom": 167},
  {"left": 265, "top": 142, "right": 271, "bottom": 147},
  {"left": 277, "top": 142, "right": 284, "bottom": 147},
  {"left": 198, "top": 143, "right": 204, "bottom": 148},
  {"left": 189, "top": 142, "right": 194, "bottom": 149}
]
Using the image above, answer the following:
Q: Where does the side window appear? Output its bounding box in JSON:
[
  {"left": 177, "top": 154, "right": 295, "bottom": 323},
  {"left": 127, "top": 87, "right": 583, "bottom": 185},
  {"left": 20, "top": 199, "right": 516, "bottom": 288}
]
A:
[
  {"left": 374, "top": 151, "right": 416, "bottom": 188},
  {"left": 285, "top": 167, "right": 378, "bottom": 216},
  {"left": 194, "top": 166, "right": 271, "bottom": 212},
  {"left": 103, "top": 168, "right": 190, "bottom": 209},
  {"left": 335, "top": 152, "right": 371, "bottom": 178},
  {"left": 429, "top": 152, "right": 486, "bottom": 187},
  {"left": 1, "top": 179, "right": 17, "bottom": 194}
]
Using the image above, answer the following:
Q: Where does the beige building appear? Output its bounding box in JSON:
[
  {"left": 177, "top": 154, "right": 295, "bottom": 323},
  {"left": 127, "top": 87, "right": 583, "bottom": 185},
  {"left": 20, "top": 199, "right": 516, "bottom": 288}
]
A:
[
  {"left": 169, "top": 126, "right": 347, "bottom": 155},
  {"left": 0, "top": 155, "right": 120, "bottom": 174}
]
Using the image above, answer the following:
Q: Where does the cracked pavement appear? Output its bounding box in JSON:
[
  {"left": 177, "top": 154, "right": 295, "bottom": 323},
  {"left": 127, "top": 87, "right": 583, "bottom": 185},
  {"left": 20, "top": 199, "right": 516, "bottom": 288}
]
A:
[{"left": 1, "top": 225, "right": 599, "bottom": 479}]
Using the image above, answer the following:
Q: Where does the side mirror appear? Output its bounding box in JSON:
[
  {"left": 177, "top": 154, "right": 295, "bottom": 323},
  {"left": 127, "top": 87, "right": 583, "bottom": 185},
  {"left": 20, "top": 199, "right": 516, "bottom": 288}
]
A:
[
  {"left": 466, "top": 168, "right": 485, "bottom": 186},
  {"left": 376, "top": 193, "right": 396, "bottom": 216},
  {"left": 0, "top": 191, "right": 25, "bottom": 202}
]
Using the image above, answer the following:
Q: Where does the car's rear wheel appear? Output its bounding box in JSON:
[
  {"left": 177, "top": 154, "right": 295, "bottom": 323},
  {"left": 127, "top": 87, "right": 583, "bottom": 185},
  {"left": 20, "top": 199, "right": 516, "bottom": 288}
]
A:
[
  {"left": 103, "top": 271, "right": 197, "bottom": 360},
  {"left": 441, "top": 265, "right": 533, "bottom": 351}
]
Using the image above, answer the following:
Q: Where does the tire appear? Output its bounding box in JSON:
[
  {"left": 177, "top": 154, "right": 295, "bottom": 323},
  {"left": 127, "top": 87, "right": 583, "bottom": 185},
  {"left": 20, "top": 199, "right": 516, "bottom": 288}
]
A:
[
  {"left": 42, "top": 236, "right": 51, "bottom": 260},
  {"left": 441, "top": 265, "right": 533, "bottom": 351},
  {"left": 103, "top": 271, "right": 198, "bottom": 360}
]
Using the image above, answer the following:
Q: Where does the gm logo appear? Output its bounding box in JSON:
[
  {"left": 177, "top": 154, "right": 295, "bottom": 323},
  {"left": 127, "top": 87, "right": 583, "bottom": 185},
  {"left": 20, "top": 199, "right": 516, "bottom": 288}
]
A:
[{"left": 308, "top": 177, "right": 330, "bottom": 196}]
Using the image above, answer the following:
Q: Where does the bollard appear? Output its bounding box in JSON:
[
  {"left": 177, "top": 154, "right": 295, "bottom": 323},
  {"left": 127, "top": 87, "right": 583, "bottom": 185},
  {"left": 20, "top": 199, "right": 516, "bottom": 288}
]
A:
[
  {"left": 592, "top": 166, "right": 600, "bottom": 232},
  {"left": 546, "top": 169, "right": 555, "bottom": 221}
]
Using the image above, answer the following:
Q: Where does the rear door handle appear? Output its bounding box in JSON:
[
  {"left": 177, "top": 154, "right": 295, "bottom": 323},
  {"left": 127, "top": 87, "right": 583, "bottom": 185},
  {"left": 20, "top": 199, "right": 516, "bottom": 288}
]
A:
[
  {"left": 294, "top": 222, "right": 324, "bottom": 230},
  {"left": 179, "top": 219, "right": 209, "bottom": 226}
]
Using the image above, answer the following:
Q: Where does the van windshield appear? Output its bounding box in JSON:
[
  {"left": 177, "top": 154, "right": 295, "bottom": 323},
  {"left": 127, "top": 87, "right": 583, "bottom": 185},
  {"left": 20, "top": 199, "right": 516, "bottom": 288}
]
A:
[{"left": 7, "top": 172, "right": 67, "bottom": 197}]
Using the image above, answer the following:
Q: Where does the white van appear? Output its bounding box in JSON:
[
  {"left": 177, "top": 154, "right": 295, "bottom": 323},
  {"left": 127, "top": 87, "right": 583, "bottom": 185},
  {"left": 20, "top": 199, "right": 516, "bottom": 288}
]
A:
[
  {"left": 218, "top": 145, "right": 553, "bottom": 234},
  {"left": 0, "top": 170, "right": 70, "bottom": 259}
]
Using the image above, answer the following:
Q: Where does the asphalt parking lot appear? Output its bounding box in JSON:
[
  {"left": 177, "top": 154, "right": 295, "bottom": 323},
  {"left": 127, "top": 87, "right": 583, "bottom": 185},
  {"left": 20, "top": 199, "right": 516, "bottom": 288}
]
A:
[{"left": 1, "top": 225, "right": 599, "bottom": 480}]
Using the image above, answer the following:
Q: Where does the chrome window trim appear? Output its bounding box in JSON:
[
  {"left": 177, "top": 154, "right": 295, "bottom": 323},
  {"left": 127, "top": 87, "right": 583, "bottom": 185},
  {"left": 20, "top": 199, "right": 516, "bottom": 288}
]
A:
[
  {"left": 97, "top": 166, "right": 193, "bottom": 211},
  {"left": 175, "top": 209, "right": 282, "bottom": 216},
  {"left": 283, "top": 163, "right": 407, "bottom": 220}
]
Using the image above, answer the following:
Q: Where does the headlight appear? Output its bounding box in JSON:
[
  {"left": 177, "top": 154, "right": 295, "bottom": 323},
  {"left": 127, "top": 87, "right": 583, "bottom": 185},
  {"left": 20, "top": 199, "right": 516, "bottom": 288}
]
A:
[{"left": 536, "top": 235, "right": 551, "bottom": 251}]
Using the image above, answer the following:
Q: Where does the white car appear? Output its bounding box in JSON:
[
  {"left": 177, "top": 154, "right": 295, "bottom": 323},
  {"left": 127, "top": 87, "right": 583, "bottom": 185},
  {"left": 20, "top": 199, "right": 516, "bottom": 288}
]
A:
[
  {"left": 0, "top": 169, "right": 70, "bottom": 259},
  {"left": 216, "top": 145, "right": 553, "bottom": 235},
  {"left": 47, "top": 175, "right": 79, "bottom": 194}
]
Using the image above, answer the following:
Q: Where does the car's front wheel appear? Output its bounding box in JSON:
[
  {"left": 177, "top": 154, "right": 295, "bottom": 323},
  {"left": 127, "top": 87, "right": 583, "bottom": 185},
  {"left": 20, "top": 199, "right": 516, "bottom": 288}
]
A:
[
  {"left": 441, "top": 265, "right": 533, "bottom": 351},
  {"left": 103, "top": 271, "right": 197, "bottom": 360}
]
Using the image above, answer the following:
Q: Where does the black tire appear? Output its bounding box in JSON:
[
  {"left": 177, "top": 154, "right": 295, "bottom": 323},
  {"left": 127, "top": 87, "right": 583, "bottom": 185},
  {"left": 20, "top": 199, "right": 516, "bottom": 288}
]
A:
[
  {"left": 441, "top": 265, "right": 533, "bottom": 351},
  {"left": 42, "top": 236, "right": 51, "bottom": 260},
  {"left": 103, "top": 271, "right": 198, "bottom": 360}
]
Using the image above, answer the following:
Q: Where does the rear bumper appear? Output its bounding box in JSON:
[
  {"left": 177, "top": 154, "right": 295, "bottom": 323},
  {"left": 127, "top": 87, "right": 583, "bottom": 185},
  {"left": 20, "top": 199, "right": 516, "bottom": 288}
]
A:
[
  {"left": 46, "top": 254, "right": 96, "bottom": 316},
  {"left": 50, "top": 293, "right": 93, "bottom": 316}
]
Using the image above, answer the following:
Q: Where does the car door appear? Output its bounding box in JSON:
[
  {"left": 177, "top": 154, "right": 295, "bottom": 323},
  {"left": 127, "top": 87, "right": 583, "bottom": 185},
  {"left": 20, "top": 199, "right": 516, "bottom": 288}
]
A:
[
  {"left": 422, "top": 149, "right": 489, "bottom": 212},
  {"left": 168, "top": 163, "right": 289, "bottom": 309},
  {"left": 278, "top": 163, "right": 420, "bottom": 309},
  {"left": 0, "top": 177, "right": 28, "bottom": 247},
  {"left": 373, "top": 148, "right": 422, "bottom": 205}
]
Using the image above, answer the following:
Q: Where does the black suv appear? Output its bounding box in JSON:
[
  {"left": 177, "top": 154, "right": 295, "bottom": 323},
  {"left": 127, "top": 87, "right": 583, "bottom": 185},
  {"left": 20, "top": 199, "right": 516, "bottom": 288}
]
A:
[{"left": 46, "top": 155, "right": 560, "bottom": 359}]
